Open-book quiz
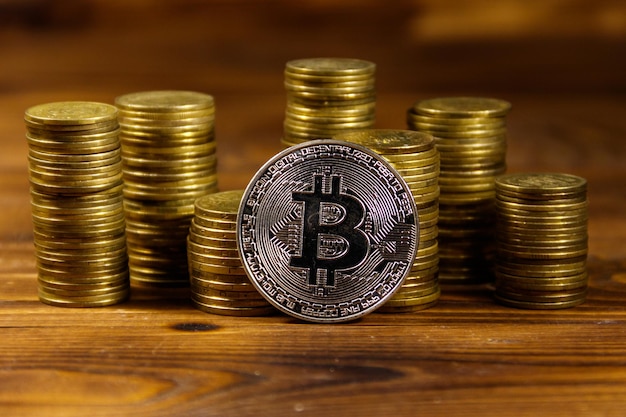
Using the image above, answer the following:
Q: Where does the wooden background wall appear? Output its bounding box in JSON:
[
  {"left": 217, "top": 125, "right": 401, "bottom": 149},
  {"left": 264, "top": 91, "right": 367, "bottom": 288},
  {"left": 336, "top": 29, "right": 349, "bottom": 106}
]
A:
[{"left": 1, "top": 0, "right": 625, "bottom": 193}]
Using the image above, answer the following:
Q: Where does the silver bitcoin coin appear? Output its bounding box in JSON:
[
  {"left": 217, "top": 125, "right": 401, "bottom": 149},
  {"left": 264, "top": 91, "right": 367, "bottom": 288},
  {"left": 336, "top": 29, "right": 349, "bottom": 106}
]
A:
[{"left": 237, "top": 140, "right": 419, "bottom": 323}]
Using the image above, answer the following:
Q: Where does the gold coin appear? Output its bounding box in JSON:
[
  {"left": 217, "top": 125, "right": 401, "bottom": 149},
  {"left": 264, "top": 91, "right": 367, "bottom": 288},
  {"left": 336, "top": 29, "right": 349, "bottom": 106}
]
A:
[
  {"left": 286, "top": 57, "right": 375, "bottom": 76},
  {"left": 190, "top": 284, "right": 264, "bottom": 301},
  {"left": 123, "top": 172, "right": 218, "bottom": 190},
  {"left": 416, "top": 241, "right": 439, "bottom": 257},
  {"left": 29, "top": 153, "right": 121, "bottom": 171},
  {"left": 286, "top": 111, "right": 375, "bottom": 125},
  {"left": 118, "top": 113, "right": 214, "bottom": 126},
  {"left": 495, "top": 286, "right": 587, "bottom": 302},
  {"left": 122, "top": 153, "right": 216, "bottom": 169},
  {"left": 31, "top": 196, "right": 123, "bottom": 214},
  {"left": 399, "top": 171, "right": 440, "bottom": 184},
  {"left": 29, "top": 161, "right": 122, "bottom": 180},
  {"left": 123, "top": 160, "right": 217, "bottom": 177},
  {"left": 285, "top": 76, "right": 375, "bottom": 88},
  {"left": 377, "top": 299, "right": 438, "bottom": 313},
  {"left": 25, "top": 101, "right": 118, "bottom": 126},
  {"left": 497, "top": 246, "right": 587, "bottom": 261},
  {"left": 413, "top": 97, "right": 511, "bottom": 118},
  {"left": 287, "top": 101, "right": 375, "bottom": 117},
  {"left": 187, "top": 239, "right": 239, "bottom": 258},
  {"left": 381, "top": 288, "right": 441, "bottom": 307},
  {"left": 408, "top": 118, "right": 506, "bottom": 131},
  {"left": 333, "top": 129, "right": 434, "bottom": 155},
  {"left": 495, "top": 192, "right": 587, "bottom": 205},
  {"left": 498, "top": 232, "right": 587, "bottom": 246},
  {"left": 191, "top": 261, "right": 247, "bottom": 275},
  {"left": 119, "top": 133, "right": 212, "bottom": 148},
  {"left": 191, "top": 292, "right": 270, "bottom": 308},
  {"left": 38, "top": 271, "right": 129, "bottom": 287},
  {"left": 495, "top": 199, "right": 588, "bottom": 213},
  {"left": 495, "top": 172, "right": 586, "bottom": 195},
  {"left": 194, "top": 190, "right": 242, "bottom": 219},
  {"left": 36, "top": 257, "right": 129, "bottom": 276},
  {"left": 435, "top": 140, "right": 507, "bottom": 153},
  {"left": 497, "top": 216, "right": 587, "bottom": 229},
  {"left": 495, "top": 264, "right": 586, "bottom": 279},
  {"left": 189, "top": 268, "right": 251, "bottom": 284},
  {"left": 190, "top": 275, "right": 254, "bottom": 291},
  {"left": 188, "top": 250, "right": 242, "bottom": 267},
  {"left": 123, "top": 184, "right": 217, "bottom": 202},
  {"left": 35, "top": 233, "right": 126, "bottom": 252},
  {"left": 188, "top": 232, "right": 236, "bottom": 249},
  {"left": 26, "top": 120, "right": 119, "bottom": 136},
  {"left": 423, "top": 128, "right": 507, "bottom": 141},
  {"left": 495, "top": 272, "right": 587, "bottom": 290},
  {"left": 191, "top": 297, "right": 275, "bottom": 316},
  {"left": 121, "top": 140, "right": 215, "bottom": 155},
  {"left": 285, "top": 84, "right": 375, "bottom": 98},
  {"left": 413, "top": 189, "right": 441, "bottom": 206},
  {"left": 411, "top": 256, "right": 440, "bottom": 272},
  {"left": 118, "top": 126, "right": 215, "bottom": 140},
  {"left": 394, "top": 163, "right": 439, "bottom": 177},
  {"left": 26, "top": 126, "right": 120, "bottom": 142},
  {"left": 39, "top": 278, "right": 129, "bottom": 296},
  {"left": 117, "top": 106, "right": 214, "bottom": 118},
  {"left": 190, "top": 219, "right": 237, "bottom": 238},
  {"left": 37, "top": 262, "right": 129, "bottom": 280},
  {"left": 38, "top": 291, "right": 128, "bottom": 308},
  {"left": 29, "top": 147, "right": 121, "bottom": 164},
  {"left": 407, "top": 110, "right": 507, "bottom": 126},
  {"left": 26, "top": 133, "right": 120, "bottom": 153},
  {"left": 404, "top": 271, "right": 439, "bottom": 284},
  {"left": 115, "top": 90, "right": 214, "bottom": 113}
]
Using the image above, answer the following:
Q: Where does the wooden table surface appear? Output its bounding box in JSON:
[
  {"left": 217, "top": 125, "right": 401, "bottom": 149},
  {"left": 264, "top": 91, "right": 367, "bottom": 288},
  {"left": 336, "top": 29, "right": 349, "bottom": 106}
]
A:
[{"left": 1, "top": 1, "right": 626, "bottom": 416}]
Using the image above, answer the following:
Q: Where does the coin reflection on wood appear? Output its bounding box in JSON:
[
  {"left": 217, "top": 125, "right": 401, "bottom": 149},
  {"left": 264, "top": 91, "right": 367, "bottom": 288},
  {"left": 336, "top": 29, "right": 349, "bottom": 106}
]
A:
[
  {"left": 237, "top": 140, "right": 418, "bottom": 323},
  {"left": 25, "top": 101, "right": 129, "bottom": 307}
]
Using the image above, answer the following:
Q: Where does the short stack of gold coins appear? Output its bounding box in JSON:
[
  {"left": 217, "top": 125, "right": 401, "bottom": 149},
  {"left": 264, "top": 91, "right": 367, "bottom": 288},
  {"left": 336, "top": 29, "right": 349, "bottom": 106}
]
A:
[
  {"left": 407, "top": 97, "right": 511, "bottom": 284},
  {"left": 25, "top": 101, "right": 129, "bottom": 307},
  {"left": 494, "top": 173, "right": 588, "bottom": 309},
  {"left": 281, "top": 57, "right": 376, "bottom": 147},
  {"left": 115, "top": 91, "right": 218, "bottom": 287},
  {"left": 333, "top": 129, "right": 441, "bottom": 312},
  {"left": 187, "top": 190, "right": 274, "bottom": 316}
]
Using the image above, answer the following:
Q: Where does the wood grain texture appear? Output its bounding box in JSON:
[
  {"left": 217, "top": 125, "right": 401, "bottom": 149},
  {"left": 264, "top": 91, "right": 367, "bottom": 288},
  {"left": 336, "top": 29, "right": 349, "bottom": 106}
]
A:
[{"left": 1, "top": 1, "right": 626, "bottom": 416}]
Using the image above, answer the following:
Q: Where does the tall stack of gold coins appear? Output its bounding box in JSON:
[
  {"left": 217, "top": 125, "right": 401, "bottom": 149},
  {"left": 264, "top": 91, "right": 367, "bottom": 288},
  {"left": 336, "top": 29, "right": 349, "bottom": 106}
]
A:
[
  {"left": 187, "top": 190, "right": 274, "bottom": 316},
  {"left": 115, "top": 91, "right": 217, "bottom": 287},
  {"left": 494, "top": 173, "right": 588, "bottom": 309},
  {"left": 407, "top": 97, "right": 511, "bottom": 284},
  {"left": 282, "top": 57, "right": 376, "bottom": 147},
  {"left": 25, "top": 101, "right": 129, "bottom": 307},
  {"left": 334, "top": 129, "right": 441, "bottom": 312}
]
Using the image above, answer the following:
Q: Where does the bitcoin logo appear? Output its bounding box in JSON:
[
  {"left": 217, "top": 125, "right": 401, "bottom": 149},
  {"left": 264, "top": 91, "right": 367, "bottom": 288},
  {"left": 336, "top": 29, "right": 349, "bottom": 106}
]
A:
[
  {"left": 238, "top": 140, "right": 418, "bottom": 323},
  {"left": 290, "top": 174, "right": 368, "bottom": 287}
]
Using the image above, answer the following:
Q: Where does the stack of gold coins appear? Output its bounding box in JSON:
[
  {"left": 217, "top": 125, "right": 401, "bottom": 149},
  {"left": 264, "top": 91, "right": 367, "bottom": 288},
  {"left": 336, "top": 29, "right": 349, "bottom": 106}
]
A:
[
  {"left": 187, "top": 190, "right": 274, "bottom": 316},
  {"left": 282, "top": 57, "right": 376, "bottom": 147},
  {"left": 115, "top": 91, "right": 217, "bottom": 287},
  {"left": 333, "top": 129, "right": 441, "bottom": 312},
  {"left": 494, "top": 173, "right": 588, "bottom": 309},
  {"left": 407, "top": 97, "right": 511, "bottom": 284},
  {"left": 25, "top": 101, "right": 129, "bottom": 307}
]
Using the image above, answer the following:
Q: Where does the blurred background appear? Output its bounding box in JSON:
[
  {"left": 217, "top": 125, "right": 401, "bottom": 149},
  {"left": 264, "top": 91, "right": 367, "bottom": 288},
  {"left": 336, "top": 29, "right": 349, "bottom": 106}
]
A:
[{"left": 1, "top": 0, "right": 625, "bottom": 190}]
